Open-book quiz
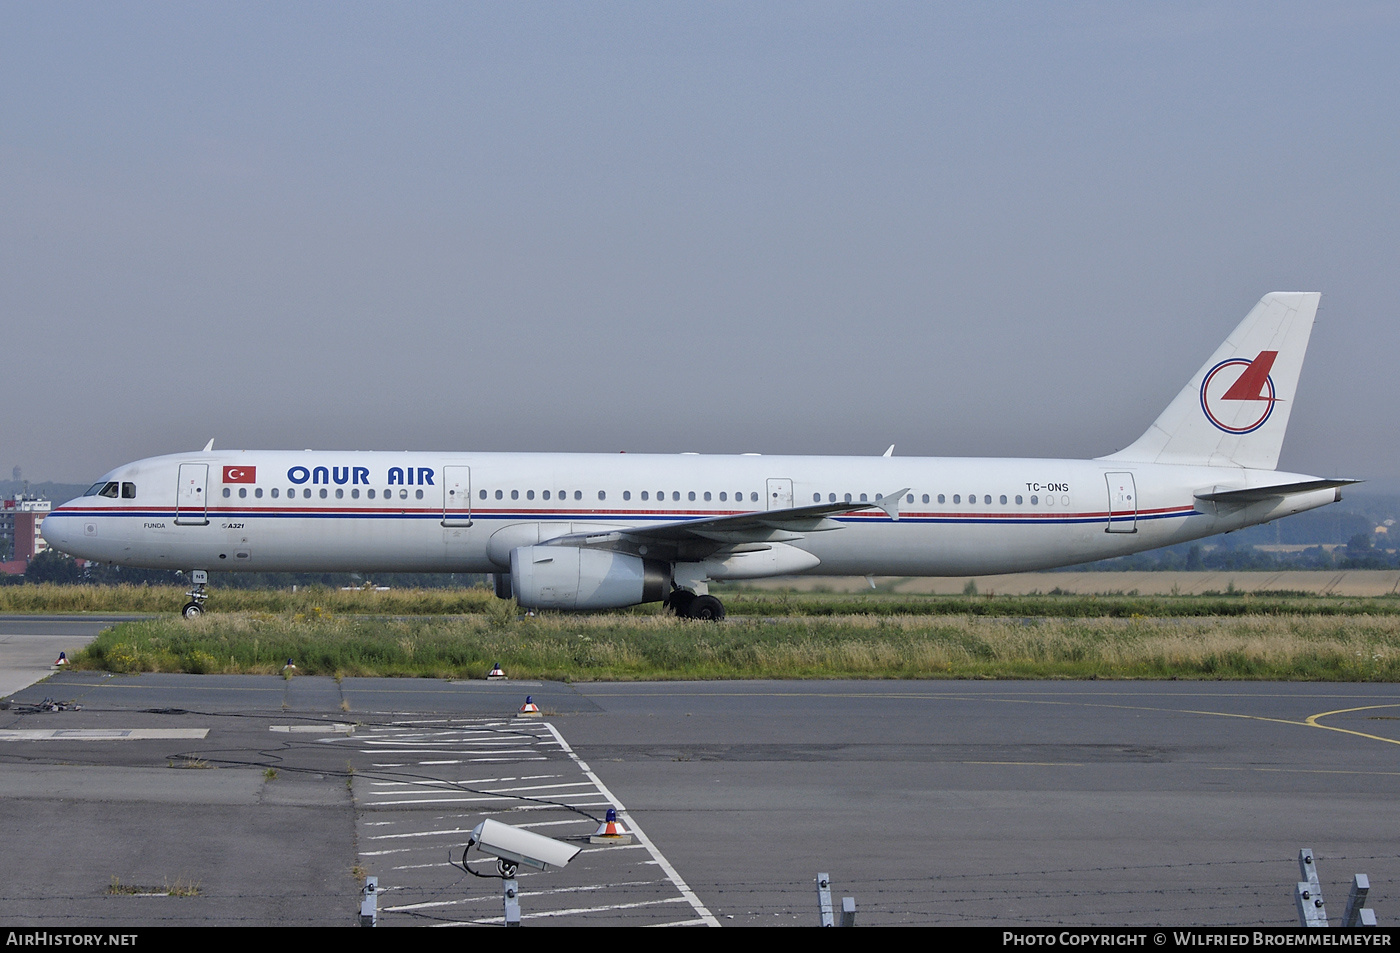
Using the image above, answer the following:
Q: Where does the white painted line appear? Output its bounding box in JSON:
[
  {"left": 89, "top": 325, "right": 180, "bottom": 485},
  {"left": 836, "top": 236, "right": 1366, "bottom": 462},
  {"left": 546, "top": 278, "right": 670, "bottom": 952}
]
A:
[
  {"left": 269, "top": 723, "right": 353, "bottom": 733},
  {"left": 360, "top": 742, "right": 545, "bottom": 751},
  {"left": 479, "top": 780, "right": 597, "bottom": 794},
  {"left": 358, "top": 744, "right": 543, "bottom": 755},
  {"left": 366, "top": 796, "right": 537, "bottom": 807},
  {"left": 0, "top": 728, "right": 210, "bottom": 741},
  {"left": 456, "top": 896, "right": 691, "bottom": 925},
  {"left": 543, "top": 723, "right": 720, "bottom": 927},
  {"left": 528, "top": 879, "right": 661, "bottom": 896},
  {"left": 384, "top": 878, "right": 663, "bottom": 912},
  {"left": 470, "top": 800, "right": 614, "bottom": 812},
  {"left": 365, "top": 795, "right": 615, "bottom": 809},
  {"left": 369, "top": 827, "right": 478, "bottom": 841},
  {"left": 360, "top": 734, "right": 539, "bottom": 743},
  {"left": 576, "top": 843, "right": 648, "bottom": 855},
  {"left": 383, "top": 719, "right": 514, "bottom": 727},
  {"left": 413, "top": 758, "right": 507, "bottom": 766},
  {"left": 359, "top": 847, "right": 420, "bottom": 857},
  {"left": 368, "top": 779, "right": 594, "bottom": 794},
  {"left": 513, "top": 818, "right": 600, "bottom": 830},
  {"left": 385, "top": 897, "right": 491, "bottom": 912},
  {"left": 377, "top": 772, "right": 561, "bottom": 784}
]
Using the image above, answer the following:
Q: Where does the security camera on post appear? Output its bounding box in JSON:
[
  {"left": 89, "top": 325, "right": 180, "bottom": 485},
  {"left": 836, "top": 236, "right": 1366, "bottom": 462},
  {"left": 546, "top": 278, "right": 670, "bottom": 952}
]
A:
[{"left": 463, "top": 818, "right": 582, "bottom": 927}]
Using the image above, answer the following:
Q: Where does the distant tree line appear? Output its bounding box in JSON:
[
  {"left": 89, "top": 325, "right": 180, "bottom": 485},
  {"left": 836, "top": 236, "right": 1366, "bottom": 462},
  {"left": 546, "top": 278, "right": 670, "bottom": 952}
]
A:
[{"left": 1064, "top": 533, "right": 1396, "bottom": 573}]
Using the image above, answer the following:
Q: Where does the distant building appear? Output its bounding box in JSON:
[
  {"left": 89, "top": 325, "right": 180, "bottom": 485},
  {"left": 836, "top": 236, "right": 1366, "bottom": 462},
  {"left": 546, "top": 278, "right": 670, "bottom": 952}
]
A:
[{"left": 0, "top": 491, "right": 52, "bottom": 574}]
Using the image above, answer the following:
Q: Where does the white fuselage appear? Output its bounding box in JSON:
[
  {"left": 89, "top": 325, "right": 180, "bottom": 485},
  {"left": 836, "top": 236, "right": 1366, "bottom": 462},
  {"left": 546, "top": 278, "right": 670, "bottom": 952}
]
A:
[
  {"left": 41, "top": 449, "right": 1337, "bottom": 577},
  {"left": 39, "top": 292, "right": 1348, "bottom": 614}
]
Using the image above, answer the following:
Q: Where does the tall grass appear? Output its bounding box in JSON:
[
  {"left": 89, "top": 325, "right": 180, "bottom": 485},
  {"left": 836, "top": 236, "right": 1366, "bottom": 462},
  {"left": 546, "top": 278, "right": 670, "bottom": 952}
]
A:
[
  {"left": 0, "top": 584, "right": 499, "bottom": 615},
  {"left": 71, "top": 612, "right": 1400, "bottom": 681},
  {"left": 5, "top": 584, "right": 1399, "bottom": 618}
]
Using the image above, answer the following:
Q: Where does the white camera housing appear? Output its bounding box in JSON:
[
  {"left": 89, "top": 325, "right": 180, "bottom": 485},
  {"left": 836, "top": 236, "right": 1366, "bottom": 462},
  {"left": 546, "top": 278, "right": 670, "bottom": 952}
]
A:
[{"left": 467, "top": 818, "right": 581, "bottom": 872}]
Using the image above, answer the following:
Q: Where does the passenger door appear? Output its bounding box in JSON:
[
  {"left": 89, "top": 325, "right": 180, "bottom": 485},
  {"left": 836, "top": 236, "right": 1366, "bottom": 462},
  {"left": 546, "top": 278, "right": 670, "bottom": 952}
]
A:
[
  {"left": 1104, "top": 472, "right": 1137, "bottom": 534},
  {"left": 175, "top": 464, "right": 209, "bottom": 526}
]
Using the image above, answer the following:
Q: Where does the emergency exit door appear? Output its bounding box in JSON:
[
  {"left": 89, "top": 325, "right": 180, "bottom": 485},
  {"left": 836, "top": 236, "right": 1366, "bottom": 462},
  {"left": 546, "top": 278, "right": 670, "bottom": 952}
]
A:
[
  {"left": 442, "top": 466, "right": 472, "bottom": 526},
  {"left": 766, "top": 478, "right": 793, "bottom": 510}
]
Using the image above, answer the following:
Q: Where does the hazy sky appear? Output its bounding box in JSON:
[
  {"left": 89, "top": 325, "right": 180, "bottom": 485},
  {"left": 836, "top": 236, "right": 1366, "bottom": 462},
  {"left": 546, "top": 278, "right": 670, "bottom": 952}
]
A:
[{"left": 3, "top": 2, "right": 1396, "bottom": 484}]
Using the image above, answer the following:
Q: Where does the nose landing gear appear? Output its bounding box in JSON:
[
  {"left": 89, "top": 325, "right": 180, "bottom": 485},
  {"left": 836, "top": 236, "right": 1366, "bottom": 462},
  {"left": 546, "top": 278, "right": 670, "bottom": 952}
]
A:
[{"left": 181, "top": 570, "right": 209, "bottom": 619}]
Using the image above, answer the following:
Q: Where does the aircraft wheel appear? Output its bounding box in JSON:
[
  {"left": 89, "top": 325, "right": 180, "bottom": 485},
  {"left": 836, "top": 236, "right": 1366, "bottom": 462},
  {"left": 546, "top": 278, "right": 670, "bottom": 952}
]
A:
[
  {"left": 688, "top": 595, "right": 725, "bottom": 621},
  {"left": 667, "top": 590, "right": 696, "bottom": 617},
  {"left": 181, "top": 602, "right": 205, "bottom": 620}
]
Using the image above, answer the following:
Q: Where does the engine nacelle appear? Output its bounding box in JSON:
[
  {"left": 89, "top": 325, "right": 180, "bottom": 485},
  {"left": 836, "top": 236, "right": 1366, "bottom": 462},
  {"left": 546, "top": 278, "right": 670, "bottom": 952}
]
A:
[{"left": 509, "top": 546, "right": 669, "bottom": 610}]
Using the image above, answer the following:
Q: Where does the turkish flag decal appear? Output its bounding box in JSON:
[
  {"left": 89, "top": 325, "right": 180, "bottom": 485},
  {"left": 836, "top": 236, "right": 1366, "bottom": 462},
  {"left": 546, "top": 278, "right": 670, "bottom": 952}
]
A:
[{"left": 223, "top": 466, "right": 257, "bottom": 484}]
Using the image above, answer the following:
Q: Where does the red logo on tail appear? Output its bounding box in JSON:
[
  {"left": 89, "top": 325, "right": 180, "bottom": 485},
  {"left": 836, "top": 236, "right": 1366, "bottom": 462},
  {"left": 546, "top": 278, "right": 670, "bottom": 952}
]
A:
[
  {"left": 1220, "top": 350, "right": 1278, "bottom": 401},
  {"left": 1200, "top": 351, "right": 1279, "bottom": 434}
]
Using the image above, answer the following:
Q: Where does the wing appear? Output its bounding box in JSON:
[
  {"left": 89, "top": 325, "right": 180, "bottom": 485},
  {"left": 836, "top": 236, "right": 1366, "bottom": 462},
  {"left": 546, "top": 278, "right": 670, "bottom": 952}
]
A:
[{"left": 541, "top": 488, "right": 911, "bottom": 562}]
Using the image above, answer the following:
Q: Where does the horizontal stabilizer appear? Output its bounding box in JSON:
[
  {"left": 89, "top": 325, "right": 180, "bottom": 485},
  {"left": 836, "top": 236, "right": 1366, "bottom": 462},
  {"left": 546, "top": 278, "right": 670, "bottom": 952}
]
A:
[{"left": 1195, "top": 478, "right": 1360, "bottom": 505}]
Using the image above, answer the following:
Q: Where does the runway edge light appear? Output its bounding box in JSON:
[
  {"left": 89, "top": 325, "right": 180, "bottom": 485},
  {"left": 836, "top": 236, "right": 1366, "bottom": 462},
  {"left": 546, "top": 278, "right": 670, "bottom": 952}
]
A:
[{"left": 590, "top": 808, "right": 633, "bottom": 845}]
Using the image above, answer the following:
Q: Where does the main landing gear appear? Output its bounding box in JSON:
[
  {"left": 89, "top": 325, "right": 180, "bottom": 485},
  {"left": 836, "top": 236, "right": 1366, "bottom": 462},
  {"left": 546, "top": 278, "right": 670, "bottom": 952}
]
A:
[
  {"left": 667, "top": 589, "right": 726, "bottom": 621},
  {"left": 181, "top": 570, "right": 209, "bottom": 619}
]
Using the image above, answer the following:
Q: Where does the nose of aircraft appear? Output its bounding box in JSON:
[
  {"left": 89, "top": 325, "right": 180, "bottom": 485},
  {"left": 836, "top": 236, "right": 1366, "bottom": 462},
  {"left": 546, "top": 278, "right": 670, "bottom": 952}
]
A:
[{"left": 40, "top": 509, "right": 75, "bottom": 555}]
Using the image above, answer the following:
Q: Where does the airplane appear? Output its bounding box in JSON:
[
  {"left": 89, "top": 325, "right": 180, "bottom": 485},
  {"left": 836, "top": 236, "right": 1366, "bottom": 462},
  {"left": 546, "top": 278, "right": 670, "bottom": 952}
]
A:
[{"left": 41, "top": 292, "right": 1356, "bottom": 620}]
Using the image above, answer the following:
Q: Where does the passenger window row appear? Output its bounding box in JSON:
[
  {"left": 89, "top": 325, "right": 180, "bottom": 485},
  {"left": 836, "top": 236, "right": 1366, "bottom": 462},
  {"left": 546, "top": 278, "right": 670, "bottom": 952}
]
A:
[
  {"left": 208, "top": 485, "right": 1065, "bottom": 508},
  {"left": 476, "top": 490, "right": 762, "bottom": 504},
  {"left": 221, "top": 487, "right": 426, "bottom": 500},
  {"left": 812, "top": 492, "right": 1052, "bottom": 506}
]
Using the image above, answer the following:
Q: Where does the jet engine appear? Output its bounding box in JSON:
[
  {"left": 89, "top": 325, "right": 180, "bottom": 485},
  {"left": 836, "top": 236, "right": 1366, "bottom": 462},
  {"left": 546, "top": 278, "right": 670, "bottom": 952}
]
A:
[{"left": 509, "top": 546, "right": 669, "bottom": 610}]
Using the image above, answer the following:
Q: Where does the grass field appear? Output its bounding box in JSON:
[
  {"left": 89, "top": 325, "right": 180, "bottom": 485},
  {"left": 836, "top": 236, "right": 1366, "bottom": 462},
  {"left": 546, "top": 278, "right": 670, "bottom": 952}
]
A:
[
  {"left": 63, "top": 605, "right": 1400, "bottom": 682},
  {"left": 6, "top": 582, "right": 1400, "bottom": 619},
  {"left": 9, "top": 582, "right": 1396, "bottom": 681}
]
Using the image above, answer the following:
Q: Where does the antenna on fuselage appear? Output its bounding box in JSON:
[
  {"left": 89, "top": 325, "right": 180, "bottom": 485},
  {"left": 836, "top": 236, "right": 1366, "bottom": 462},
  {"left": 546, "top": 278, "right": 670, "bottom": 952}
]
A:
[{"left": 202, "top": 439, "right": 214, "bottom": 451}]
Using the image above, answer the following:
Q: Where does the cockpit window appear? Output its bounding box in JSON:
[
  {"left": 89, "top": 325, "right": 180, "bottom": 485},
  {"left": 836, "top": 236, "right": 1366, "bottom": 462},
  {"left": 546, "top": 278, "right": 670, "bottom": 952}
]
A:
[{"left": 86, "top": 480, "right": 136, "bottom": 499}]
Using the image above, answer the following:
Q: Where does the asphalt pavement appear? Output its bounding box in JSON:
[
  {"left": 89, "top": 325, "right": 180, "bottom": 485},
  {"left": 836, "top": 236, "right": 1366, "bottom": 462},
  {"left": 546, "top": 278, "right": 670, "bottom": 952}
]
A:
[{"left": 1, "top": 614, "right": 1396, "bottom": 927}]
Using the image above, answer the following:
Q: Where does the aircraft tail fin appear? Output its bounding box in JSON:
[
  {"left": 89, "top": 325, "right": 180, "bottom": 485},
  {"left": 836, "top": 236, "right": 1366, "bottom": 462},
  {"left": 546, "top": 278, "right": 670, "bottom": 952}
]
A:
[{"left": 1098, "top": 292, "right": 1320, "bottom": 470}]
